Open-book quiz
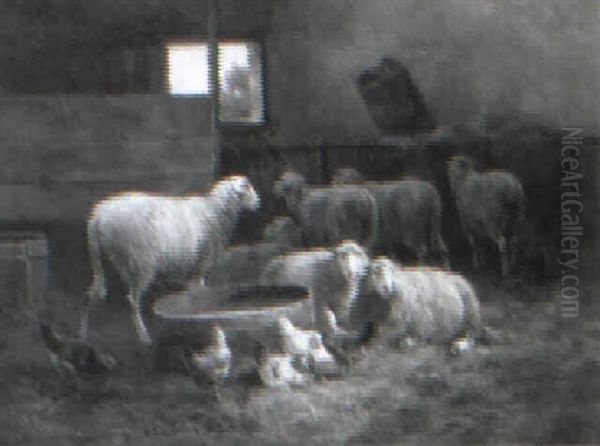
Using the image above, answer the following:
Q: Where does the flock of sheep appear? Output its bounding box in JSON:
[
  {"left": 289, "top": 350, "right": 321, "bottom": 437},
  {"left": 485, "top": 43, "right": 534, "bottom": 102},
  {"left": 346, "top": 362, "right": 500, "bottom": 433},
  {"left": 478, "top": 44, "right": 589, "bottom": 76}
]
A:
[{"left": 68, "top": 155, "right": 525, "bottom": 393}]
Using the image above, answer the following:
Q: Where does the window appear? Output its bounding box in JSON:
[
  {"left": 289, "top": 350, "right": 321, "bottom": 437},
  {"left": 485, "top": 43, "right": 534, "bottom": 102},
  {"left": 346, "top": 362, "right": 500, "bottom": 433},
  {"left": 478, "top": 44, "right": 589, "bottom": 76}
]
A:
[
  {"left": 166, "top": 43, "right": 210, "bottom": 95},
  {"left": 166, "top": 40, "right": 264, "bottom": 124},
  {"left": 218, "top": 41, "right": 264, "bottom": 124}
]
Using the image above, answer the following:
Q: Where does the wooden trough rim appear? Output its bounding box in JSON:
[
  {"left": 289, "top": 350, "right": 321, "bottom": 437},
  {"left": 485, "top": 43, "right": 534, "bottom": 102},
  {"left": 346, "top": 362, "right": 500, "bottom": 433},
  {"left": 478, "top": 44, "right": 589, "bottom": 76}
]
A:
[
  {"left": 155, "top": 304, "right": 304, "bottom": 321},
  {"left": 154, "top": 285, "right": 311, "bottom": 322}
]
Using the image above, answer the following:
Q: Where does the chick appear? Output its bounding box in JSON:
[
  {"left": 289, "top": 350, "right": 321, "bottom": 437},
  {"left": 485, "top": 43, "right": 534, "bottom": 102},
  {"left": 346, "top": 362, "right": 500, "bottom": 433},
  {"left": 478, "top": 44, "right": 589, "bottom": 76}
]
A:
[
  {"left": 321, "top": 308, "right": 365, "bottom": 364},
  {"left": 186, "top": 324, "right": 232, "bottom": 399},
  {"left": 278, "top": 317, "right": 324, "bottom": 357},
  {"left": 448, "top": 336, "right": 476, "bottom": 357},
  {"left": 306, "top": 344, "right": 340, "bottom": 378},
  {"left": 255, "top": 342, "right": 310, "bottom": 388}
]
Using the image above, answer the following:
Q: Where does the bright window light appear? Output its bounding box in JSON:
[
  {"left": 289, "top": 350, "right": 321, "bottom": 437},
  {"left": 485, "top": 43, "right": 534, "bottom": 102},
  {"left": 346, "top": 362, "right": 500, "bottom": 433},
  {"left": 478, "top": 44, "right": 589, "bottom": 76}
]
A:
[
  {"left": 165, "top": 40, "right": 264, "bottom": 123},
  {"left": 166, "top": 43, "right": 209, "bottom": 95}
]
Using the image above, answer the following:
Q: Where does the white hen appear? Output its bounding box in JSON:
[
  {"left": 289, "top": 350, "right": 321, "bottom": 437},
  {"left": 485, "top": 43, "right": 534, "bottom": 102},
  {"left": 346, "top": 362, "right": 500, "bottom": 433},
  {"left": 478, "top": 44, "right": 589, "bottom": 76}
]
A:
[
  {"left": 278, "top": 317, "right": 324, "bottom": 357},
  {"left": 188, "top": 324, "right": 232, "bottom": 397},
  {"left": 259, "top": 354, "right": 310, "bottom": 388},
  {"left": 254, "top": 342, "right": 310, "bottom": 388}
]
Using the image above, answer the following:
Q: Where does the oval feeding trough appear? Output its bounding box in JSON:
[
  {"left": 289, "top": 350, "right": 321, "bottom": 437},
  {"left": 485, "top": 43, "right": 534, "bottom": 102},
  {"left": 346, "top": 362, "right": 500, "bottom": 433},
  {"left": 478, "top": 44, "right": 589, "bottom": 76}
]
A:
[{"left": 154, "top": 284, "right": 312, "bottom": 332}]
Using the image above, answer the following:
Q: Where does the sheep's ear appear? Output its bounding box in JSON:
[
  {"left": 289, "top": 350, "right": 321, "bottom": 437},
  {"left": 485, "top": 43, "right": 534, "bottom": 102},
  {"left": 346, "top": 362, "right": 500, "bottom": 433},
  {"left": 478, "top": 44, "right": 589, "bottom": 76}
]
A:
[{"left": 234, "top": 176, "right": 249, "bottom": 191}]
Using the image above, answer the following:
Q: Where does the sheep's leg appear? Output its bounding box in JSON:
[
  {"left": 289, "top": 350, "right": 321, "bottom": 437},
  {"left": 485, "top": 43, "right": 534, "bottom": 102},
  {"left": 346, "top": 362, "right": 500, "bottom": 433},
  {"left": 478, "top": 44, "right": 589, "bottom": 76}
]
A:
[
  {"left": 440, "top": 248, "right": 450, "bottom": 270},
  {"left": 81, "top": 218, "right": 107, "bottom": 339},
  {"left": 435, "top": 237, "right": 450, "bottom": 270},
  {"left": 425, "top": 237, "right": 451, "bottom": 270},
  {"left": 79, "top": 298, "right": 92, "bottom": 339},
  {"left": 465, "top": 234, "right": 479, "bottom": 270},
  {"left": 508, "top": 235, "right": 519, "bottom": 274},
  {"left": 80, "top": 290, "right": 100, "bottom": 339},
  {"left": 128, "top": 275, "right": 154, "bottom": 345},
  {"left": 497, "top": 235, "right": 509, "bottom": 277},
  {"left": 416, "top": 244, "right": 429, "bottom": 266},
  {"left": 131, "top": 301, "right": 153, "bottom": 345}
]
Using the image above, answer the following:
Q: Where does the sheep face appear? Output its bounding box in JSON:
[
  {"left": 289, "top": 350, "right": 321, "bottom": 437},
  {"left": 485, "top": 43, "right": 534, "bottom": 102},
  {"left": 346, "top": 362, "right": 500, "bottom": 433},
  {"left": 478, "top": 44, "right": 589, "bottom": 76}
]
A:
[
  {"left": 446, "top": 155, "right": 474, "bottom": 193},
  {"left": 365, "top": 257, "right": 398, "bottom": 299},
  {"left": 216, "top": 175, "right": 260, "bottom": 211},
  {"left": 333, "top": 241, "right": 370, "bottom": 284},
  {"left": 350, "top": 257, "right": 397, "bottom": 329},
  {"left": 273, "top": 171, "right": 305, "bottom": 212}
]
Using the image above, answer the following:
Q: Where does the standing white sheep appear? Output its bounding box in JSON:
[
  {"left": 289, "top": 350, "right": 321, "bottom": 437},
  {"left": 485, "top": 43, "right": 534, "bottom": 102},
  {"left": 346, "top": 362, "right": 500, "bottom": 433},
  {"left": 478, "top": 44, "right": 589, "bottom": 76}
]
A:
[
  {"left": 81, "top": 175, "right": 260, "bottom": 344},
  {"left": 447, "top": 155, "right": 525, "bottom": 277},
  {"left": 273, "top": 170, "right": 379, "bottom": 251},
  {"left": 353, "top": 257, "right": 482, "bottom": 345},
  {"left": 331, "top": 167, "right": 449, "bottom": 268}
]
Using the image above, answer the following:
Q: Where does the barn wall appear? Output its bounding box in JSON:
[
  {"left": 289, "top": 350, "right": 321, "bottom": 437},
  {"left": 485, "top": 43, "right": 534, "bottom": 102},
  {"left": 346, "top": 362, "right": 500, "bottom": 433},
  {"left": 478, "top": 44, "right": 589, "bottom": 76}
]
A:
[
  {"left": 265, "top": 0, "right": 600, "bottom": 144},
  {"left": 0, "top": 95, "right": 214, "bottom": 222},
  {"left": 0, "top": 95, "right": 214, "bottom": 289},
  {"left": 227, "top": 0, "right": 599, "bottom": 282}
]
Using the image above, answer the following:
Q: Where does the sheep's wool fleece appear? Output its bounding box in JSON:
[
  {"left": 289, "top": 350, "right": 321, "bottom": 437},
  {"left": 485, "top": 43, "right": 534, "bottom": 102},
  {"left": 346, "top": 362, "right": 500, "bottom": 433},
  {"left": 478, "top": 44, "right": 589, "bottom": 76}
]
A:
[{"left": 93, "top": 194, "right": 217, "bottom": 278}]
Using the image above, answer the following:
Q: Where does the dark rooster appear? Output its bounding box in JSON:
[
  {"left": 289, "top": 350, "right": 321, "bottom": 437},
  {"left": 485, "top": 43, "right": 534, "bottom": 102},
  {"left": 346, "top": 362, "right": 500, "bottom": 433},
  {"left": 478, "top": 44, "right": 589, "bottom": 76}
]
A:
[{"left": 39, "top": 322, "right": 118, "bottom": 379}]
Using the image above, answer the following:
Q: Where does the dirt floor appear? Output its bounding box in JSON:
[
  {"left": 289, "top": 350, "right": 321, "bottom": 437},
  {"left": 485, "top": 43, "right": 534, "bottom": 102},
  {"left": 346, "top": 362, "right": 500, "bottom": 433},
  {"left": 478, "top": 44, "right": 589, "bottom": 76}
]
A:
[{"left": 1, "top": 276, "right": 599, "bottom": 445}]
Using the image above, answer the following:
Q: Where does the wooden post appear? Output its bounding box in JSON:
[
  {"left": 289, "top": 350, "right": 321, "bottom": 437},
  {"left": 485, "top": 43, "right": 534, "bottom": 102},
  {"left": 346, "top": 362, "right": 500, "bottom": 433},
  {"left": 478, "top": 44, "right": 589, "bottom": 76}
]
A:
[{"left": 208, "top": 0, "right": 221, "bottom": 179}]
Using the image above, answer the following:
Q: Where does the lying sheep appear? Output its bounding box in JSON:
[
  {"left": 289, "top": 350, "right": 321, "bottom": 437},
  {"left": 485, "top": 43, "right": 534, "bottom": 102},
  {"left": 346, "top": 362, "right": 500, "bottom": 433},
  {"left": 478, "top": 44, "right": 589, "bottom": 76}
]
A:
[
  {"left": 352, "top": 257, "right": 482, "bottom": 345},
  {"left": 82, "top": 175, "right": 260, "bottom": 344},
  {"left": 273, "top": 170, "right": 379, "bottom": 251},
  {"left": 331, "top": 167, "right": 449, "bottom": 268},
  {"left": 447, "top": 155, "right": 525, "bottom": 277},
  {"left": 206, "top": 216, "right": 302, "bottom": 287},
  {"left": 261, "top": 241, "right": 370, "bottom": 336}
]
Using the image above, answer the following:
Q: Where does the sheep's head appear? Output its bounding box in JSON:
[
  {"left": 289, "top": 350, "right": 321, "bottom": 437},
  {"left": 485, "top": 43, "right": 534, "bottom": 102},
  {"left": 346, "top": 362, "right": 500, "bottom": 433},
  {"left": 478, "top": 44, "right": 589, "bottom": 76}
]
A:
[
  {"left": 216, "top": 175, "right": 260, "bottom": 211},
  {"left": 446, "top": 155, "right": 474, "bottom": 193},
  {"left": 273, "top": 171, "right": 305, "bottom": 213},
  {"left": 333, "top": 241, "right": 370, "bottom": 284},
  {"left": 349, "top": 257, "right": 397, "bottom": 330},
  {"left": 331, "top": 167, "right": 364, "bottom": 185},
  {"left": 365, "top": 257, "right": 399, "bottom": 300}
]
